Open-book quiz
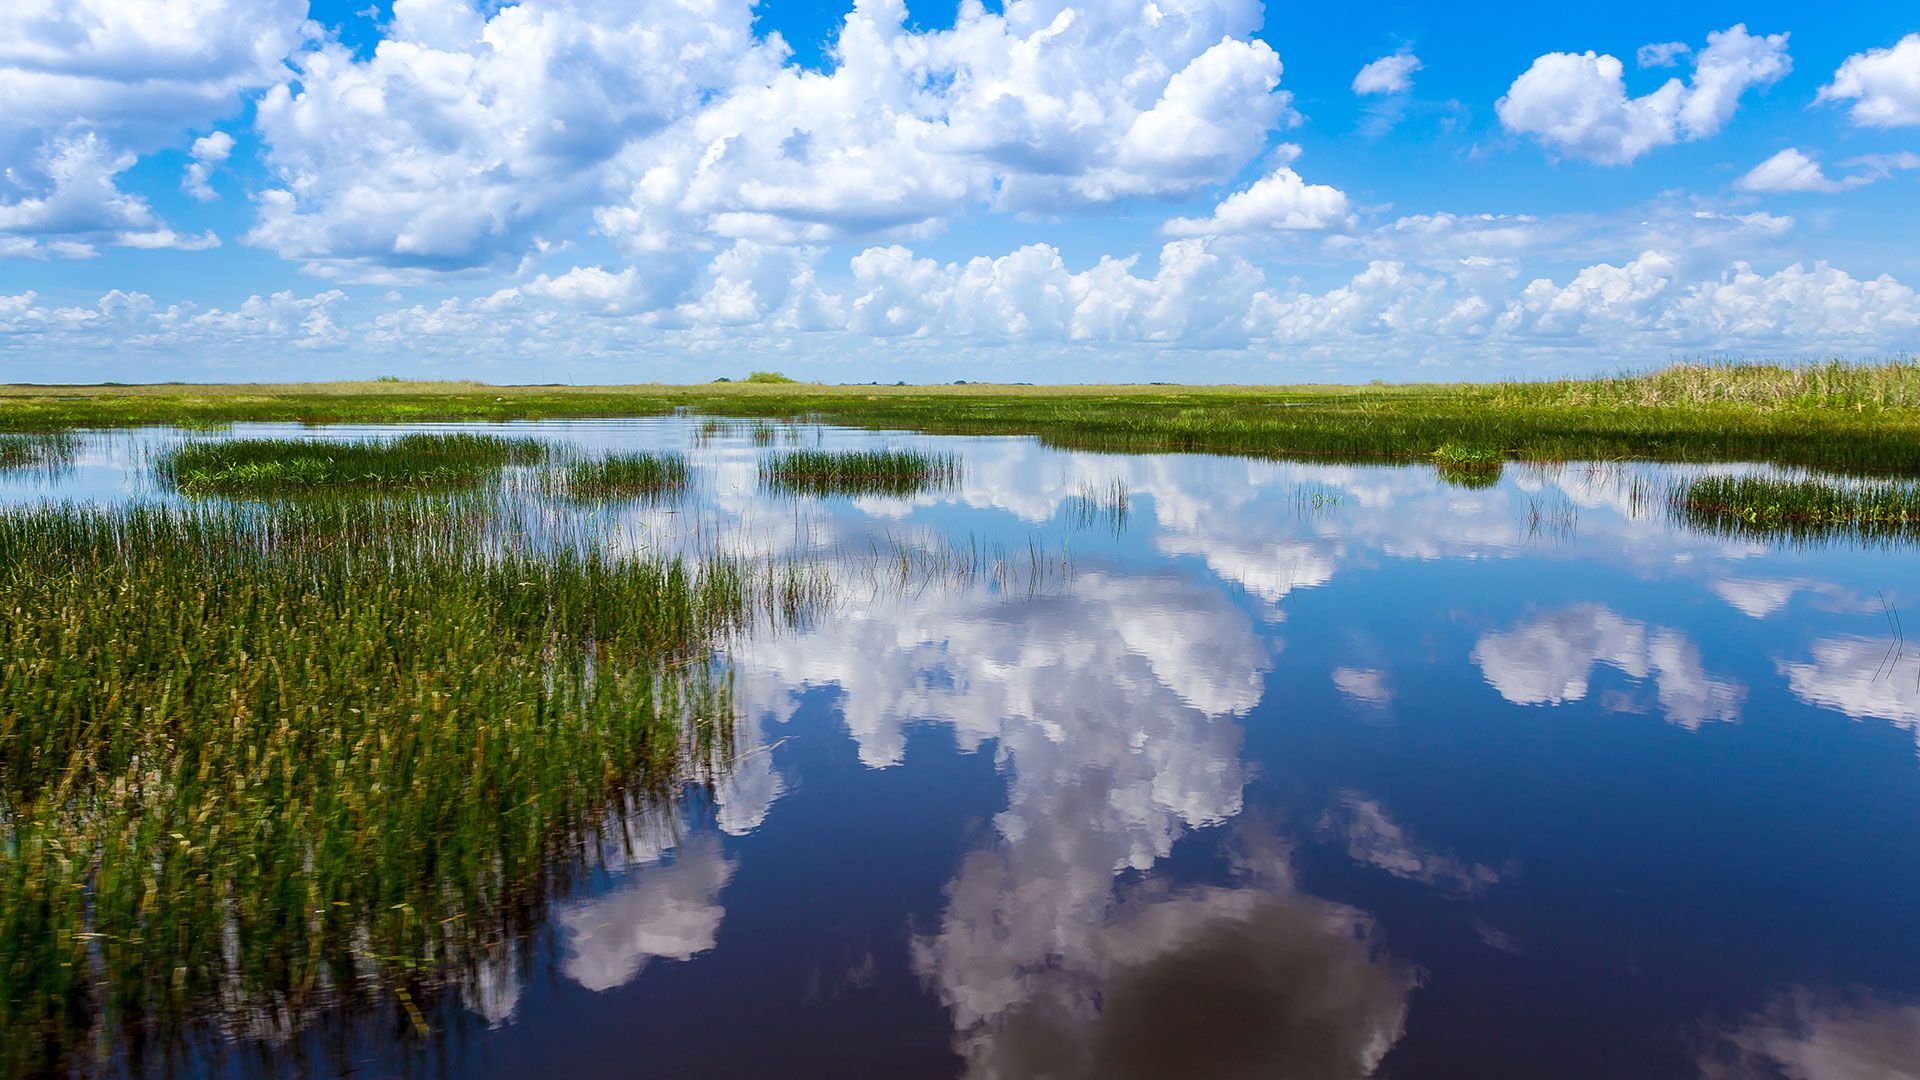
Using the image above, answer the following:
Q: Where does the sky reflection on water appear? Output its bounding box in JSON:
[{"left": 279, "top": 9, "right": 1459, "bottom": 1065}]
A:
[{"left": 9, "top": 419, "right": 1920, "bottom": 1078}]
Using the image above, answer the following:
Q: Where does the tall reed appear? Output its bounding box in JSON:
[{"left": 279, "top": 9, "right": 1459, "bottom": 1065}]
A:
[
  {"left": 0, "top": 499, "right": 753, "bottom": 1074},
  {"left": 155, "top": 434, "right": 547, "bottom": 496},
  {"left": 760, "top": 448, "right": 961, "bottom": 498},
  {"left": 1667, "top": 474, "right": 1920, "bottom": 543},
  {"left": 546, "top": 451, "right": 691, "bottom": 502}
]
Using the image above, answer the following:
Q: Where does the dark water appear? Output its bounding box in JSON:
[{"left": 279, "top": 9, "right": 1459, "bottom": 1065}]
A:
[{"left": 11, "top": 420, "right": 1920, "bottom": 1078}]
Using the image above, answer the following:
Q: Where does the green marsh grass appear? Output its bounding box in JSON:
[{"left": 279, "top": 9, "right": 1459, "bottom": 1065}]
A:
[
  {"left": 10, "top": 360, "right": 1920, "bottom": 474},
  {"left": 760, "top": 448, "right": 962, "bottom": 498},
  {"left": 1667, "top": 474, "right": 1920, "bottom": 543},
  {"left": 0, "top": 498, "right": 763, "bottom": 1074},
  {"left": 1432, "top": 444, "right": 1505, "bottom": 488},
  {"left": 548, "top": 451, "right": 691, "bottom": 502},
  {"left": 155, "top": 433, "right": 546, "bottom": 496}
]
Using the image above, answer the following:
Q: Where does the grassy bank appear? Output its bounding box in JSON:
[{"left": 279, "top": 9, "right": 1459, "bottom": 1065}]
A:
[
  {"left": 6, "top": 361, "right": 1920, "bottom": 474},
  {"left": 0, "top": 499, "right": 756, "bottom": 1075}
]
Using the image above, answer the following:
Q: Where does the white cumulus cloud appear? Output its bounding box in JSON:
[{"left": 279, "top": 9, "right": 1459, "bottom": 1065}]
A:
[
  {"left": 595, "top": 0, "right": 1293, "bottom": 255},
  {"left": 1820, "top": 33, "right": 1920, "bottom": 128},
  {"left": 1497, "top": 24, "right": 1790, "bottom": 165},
  {"left": 182, "top": 131, "right": 235, "bottom": 202},
  {"left": 1352, "top": 51, "right": 1422, "bottom": 96},
  {"left": 1162, "top": 146, "right": 1353, "bottom": 236},
  {"left": 247, "top": 0, "right": 770, "bottom": 279},
  {"left": 0, "top": 129, "right": 219, "bottom": 256},
  {"left": 0, "top": 0, "right": 300, "bottom": 255}
]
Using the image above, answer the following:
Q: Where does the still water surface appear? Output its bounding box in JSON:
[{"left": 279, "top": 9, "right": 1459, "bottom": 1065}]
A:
[{"left": 10, "top": 418, "right": 1920, "bottom": 1078}]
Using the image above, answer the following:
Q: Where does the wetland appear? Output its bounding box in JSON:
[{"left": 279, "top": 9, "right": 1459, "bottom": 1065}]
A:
[{"left": 3, "top": 404, "right": 1920, "bottom": 1078}]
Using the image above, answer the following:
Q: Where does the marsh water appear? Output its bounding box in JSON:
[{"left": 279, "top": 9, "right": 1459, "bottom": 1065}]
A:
[{"left": 9, "top": 418, "right": 1920, "bottom": 1078}]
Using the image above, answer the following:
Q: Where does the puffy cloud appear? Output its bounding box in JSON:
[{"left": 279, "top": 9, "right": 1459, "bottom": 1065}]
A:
[
  {"left": 0, "top": 0, "right": 305, "bottom": 254},
  {"left": 595, "top": 0, "right": 1293, "bottom": 252},
  {"left": 182, "top": 131, "right": 235, "bottom": 202},
  {"left": 1352, "top": 51, "right": 1422, "bottom": 96},
  {"left": 1497, "top": 25, "right": 1790, "bottom": 165},
  {"left": 9, "top": 243, "right": 1920, "bottom": 373},
  {"left": 1672, "top": 261, "right": 1920, "bottom": 346},
  {"left": 243, "top": 0, "right": 1296, "bottom": 277},
  {"left": 844, "top": 239, "right": 1272, "bottom": 346},
  {"left": 1739, "top": 148, "right": 1848, "bottom": 194},
  {"left": 1471, "top": 604, "right": 1745, "bottom": 729},
  {"left": 1736, "top": 148, "right": 1917, "bottom": 194},
  {"left": 1819, "top": 33, "right": 1920, "bottom": 128},
  {"left": 0, "top": 0, "right": 308, "bottom": 161},
  {"left": 248, "top": 0, "right": 771, "bottom": 278},
  {"left": 1162, "top": 146, "right": 1352, "bottom": 236},
  {"left": 1500, "top": 251, "right": 1680, "bottom": 338},
  {"left": 0, "top": 129, "right": 219, "bottom": 256},
  {"left": 673, "top": 241, "right": 843, "bottom": 330}
]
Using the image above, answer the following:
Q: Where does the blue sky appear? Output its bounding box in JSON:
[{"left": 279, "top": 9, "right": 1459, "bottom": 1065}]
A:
[{"left": 1, "top": 0, "right": 1916, "bottom": 383}]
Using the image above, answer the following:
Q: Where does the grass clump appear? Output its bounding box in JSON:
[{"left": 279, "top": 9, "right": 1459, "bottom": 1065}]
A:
[
  {"left": 156, "top": 433, "right": 546, "bottom": 496},
  {"left": 0, "top": 500, "right": 755, "bottom": 1074},
  {"left": 1668, "top": 474, "right": 1920, "bottom": 543},
  {"left": 761, "top": 448, "right": 961, "bottom": 498},
  {"left": 551, "top": 451, "right": 691, "bottom": 501},
  {"left": 1432, "top": 444, "right": 1505, "bottom": 488}
]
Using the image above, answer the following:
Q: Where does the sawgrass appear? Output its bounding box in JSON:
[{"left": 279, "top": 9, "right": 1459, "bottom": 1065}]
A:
[
  {"left": 155, "top": 434, "right": 547, "bottom": 496},
  {"left": 548, "top": 451, "right": 691, "bottom": 502},
  {"left": 760, "top": 448, "right": 962, "bottom": 498},
  {"left": 1667, "top": 474, "right": 1920, "bottom": 543},
  {"left": 9, "top": 360, "right": 1920, "bottom": 474},
  {"left": 0, "top": 498, "right": 760, "bottom": 1075}
]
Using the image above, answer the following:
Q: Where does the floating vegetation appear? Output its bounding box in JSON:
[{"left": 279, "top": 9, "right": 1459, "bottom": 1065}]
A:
[
  {"left": 1667, "top": 474, "right": 1920, "bottom": 543},
  {"left": 0, "top": 432, "right": 75, "bottom": 478},
  {"left": 1063, "top": 478, "right": 1130, "bottom": 535},
  {"left": 760, "top": 448, "right": 961, "bottom": 498},
  {"left": 155, "top": 433, "right": 547, "bottom": 496},
  {"left": 0, "top": 499, "right": 775, "bottom": 1075},
  {"left": 548, "top": 450, "right": 691, "bottom": 502},
  {"left": 1432, "top": 444, "right": 1504, "bottom": 488}
]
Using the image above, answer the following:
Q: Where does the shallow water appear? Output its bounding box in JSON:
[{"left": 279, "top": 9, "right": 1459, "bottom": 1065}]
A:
[{"left": 9, "top": 419, "right": 1920, "bottom": 1078}]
